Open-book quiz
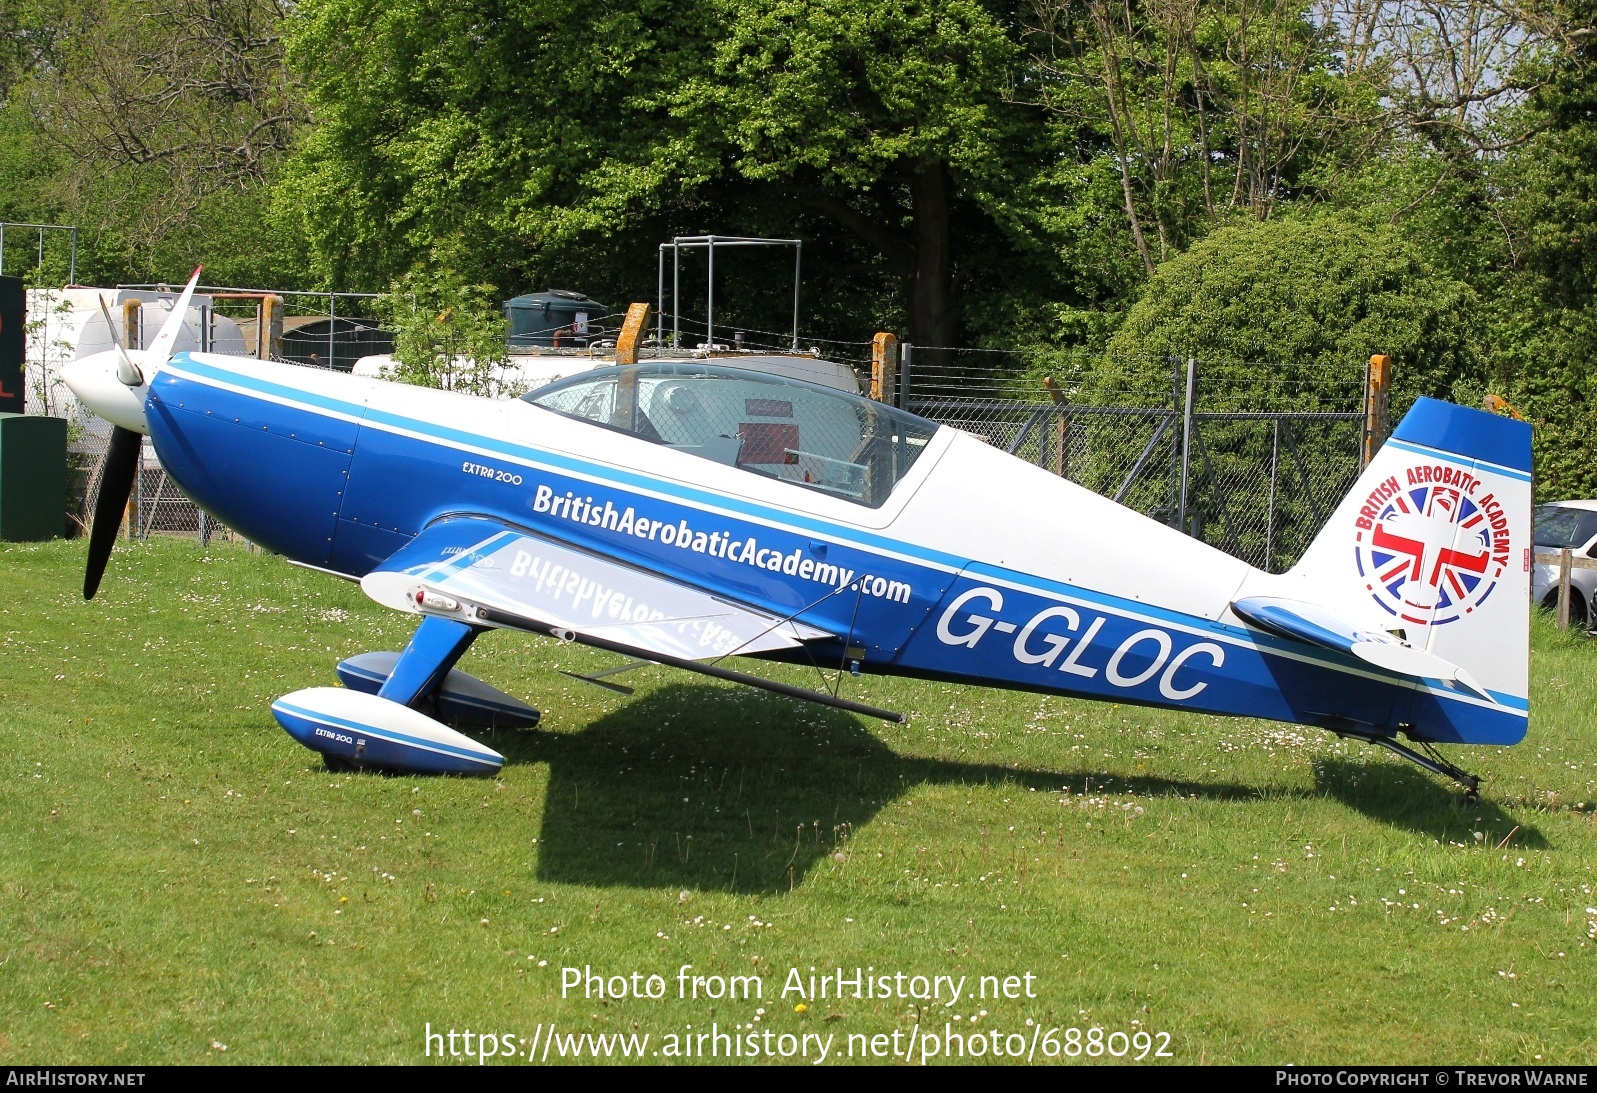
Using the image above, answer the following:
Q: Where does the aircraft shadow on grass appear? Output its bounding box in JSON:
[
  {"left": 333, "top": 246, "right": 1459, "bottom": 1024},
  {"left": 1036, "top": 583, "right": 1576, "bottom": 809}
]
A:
[
  {"left": 1313, "top": 756, "right": 1548, "bottom": 848},
  {"left": 479, "top": 682, "right": 1457, "bottom": 894}
]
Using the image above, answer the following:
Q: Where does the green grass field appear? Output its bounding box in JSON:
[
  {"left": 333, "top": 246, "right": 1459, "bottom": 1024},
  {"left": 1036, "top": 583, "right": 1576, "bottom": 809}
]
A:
[{"left": 3, "top": 537, "right": 1595, "bottom": 1065}]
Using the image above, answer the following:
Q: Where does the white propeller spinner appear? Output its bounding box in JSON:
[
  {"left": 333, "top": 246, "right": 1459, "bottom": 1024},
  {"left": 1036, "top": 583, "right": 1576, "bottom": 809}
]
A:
[{"left": 62, "top": 267, "right": 203, "bottom": 435}]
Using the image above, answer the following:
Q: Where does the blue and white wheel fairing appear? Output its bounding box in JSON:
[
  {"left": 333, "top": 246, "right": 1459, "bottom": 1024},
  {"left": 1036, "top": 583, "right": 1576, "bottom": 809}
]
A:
[
  {"left": 272, "top": 687, "right": 505, "bottom": 775},
  {"left": 335, "top": 651, "right": 541, "bottom": 729}
]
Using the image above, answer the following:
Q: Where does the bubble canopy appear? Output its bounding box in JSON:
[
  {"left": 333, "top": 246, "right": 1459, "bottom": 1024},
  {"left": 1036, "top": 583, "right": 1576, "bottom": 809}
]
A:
[{"left": 523, "top": 362, "right": 940, "bottom": 507}]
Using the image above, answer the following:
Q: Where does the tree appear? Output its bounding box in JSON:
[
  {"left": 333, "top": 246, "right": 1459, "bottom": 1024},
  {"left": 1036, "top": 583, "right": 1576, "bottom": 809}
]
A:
[
  {"left": 284, "top": 0, "right": 1064, "bottom": 351},
  {"left": 0, "top": 0, "right": 61, "bottom": 103},
  {"left": 1484, "top": 0, "right": 1597, "bottom": 498},
  {"left": 374, "top": 265, "right": 514, "bottom": 395},
  {"left": 0, "top": 0, "right": 308, "bottom": 284},
  {"left": 1322, "top": 0, "right": 1572, "bottom": 158},
  {"left": 1094, "top": 210, "right": 1479, "bottom": 569},
  {"left": 683, "top": 0, "right": 1041, "bottom": 350},
  {"left": 1026, "top": 0, "right": 1387, "bottom": 275},
  {"left": 39, "top": 0, "right": 304, "bottom": 249}
]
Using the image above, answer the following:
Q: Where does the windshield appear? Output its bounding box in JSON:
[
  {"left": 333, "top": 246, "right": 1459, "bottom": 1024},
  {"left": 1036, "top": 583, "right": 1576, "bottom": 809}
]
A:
[
  {"left": 525, "top": 363, "right": 939, "bottom": 507},
  {"left": 1533, "top": 504, "right": 1597, "bottom": 549}
]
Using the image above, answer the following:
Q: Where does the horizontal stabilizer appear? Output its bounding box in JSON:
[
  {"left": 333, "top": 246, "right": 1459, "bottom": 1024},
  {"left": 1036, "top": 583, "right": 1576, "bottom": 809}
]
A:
[{"left": 1231, "top": 596, "right": 1493, "bottom": 702}]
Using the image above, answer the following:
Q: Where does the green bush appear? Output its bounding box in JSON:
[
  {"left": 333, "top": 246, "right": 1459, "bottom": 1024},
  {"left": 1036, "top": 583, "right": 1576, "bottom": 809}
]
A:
[
  {"left": 1086, "top": 213, "right": 1481, "bottom": 570},
  {"left": 1101, "top": 211, "right": 1481, "bottom": 413},
  {"left": 373, "top": 267, "right": 513, "bottom": 396}
]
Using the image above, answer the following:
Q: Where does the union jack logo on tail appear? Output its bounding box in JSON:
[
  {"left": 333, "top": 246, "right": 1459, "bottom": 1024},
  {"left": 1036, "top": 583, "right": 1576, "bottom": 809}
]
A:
[{"left": 1354, "top": 477, "right": 1507, "bottom": 626}]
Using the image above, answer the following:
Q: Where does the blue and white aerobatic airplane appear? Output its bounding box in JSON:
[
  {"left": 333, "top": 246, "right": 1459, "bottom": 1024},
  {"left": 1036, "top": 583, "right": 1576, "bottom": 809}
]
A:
[{"left": 64, "top": 270, "right": 1532, "bottom": 797}]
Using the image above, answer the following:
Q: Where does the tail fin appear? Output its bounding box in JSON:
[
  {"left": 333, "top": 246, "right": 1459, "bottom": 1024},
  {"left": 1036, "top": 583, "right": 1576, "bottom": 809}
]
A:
[{"left": 1289, "top": 397, "right": 1532, "bottom": 738}]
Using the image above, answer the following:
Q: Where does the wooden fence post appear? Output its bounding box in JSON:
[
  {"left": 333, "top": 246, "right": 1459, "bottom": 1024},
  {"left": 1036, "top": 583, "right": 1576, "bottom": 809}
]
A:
[
  {"left": 871, "top": 332, "right": 899, "bottom": 402},
  {"left": 1363, "top": 354, "right": 1391, "bottom": 467},
  {"left": 262, "top": 295, "right": 283, "bottom": 361},
  {"left": 1043, "top": 374, "right": 1068, "bottom": 477},
  {"left": 1558, "top": 547, "right": 1573, "bottom": 630},
  {"left": 1535, "top": 548, "right": 1597, "bottom": 629},
  {"left": 121, "top": 298, "right": 141, "bottom": 351},
  {"left": 614, "top": 302, "right": 652, "bottom": 365}
]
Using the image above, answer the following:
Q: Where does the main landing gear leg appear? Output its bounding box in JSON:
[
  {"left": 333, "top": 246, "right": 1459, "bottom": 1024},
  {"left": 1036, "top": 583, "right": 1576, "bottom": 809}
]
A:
[
  {"left": 378, "top": 615, "right": 481, "bottom": 708},
  {"left": 1366, "top": 736, "right": 1482, "bottom": 804}
]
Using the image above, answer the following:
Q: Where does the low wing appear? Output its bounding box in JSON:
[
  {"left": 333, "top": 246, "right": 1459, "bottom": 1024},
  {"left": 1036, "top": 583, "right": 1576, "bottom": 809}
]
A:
[
  {"left": 1230, "top": 595, "right": 1493, "bottom": 702},
  {"left": 361, "top": 516, "right": 830, "bottom": 662}
]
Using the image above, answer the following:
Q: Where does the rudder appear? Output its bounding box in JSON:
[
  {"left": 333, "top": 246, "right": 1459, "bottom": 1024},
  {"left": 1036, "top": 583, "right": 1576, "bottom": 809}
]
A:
[{"left": 1287, "top": 397, "right": 1532, "bottom": 740}]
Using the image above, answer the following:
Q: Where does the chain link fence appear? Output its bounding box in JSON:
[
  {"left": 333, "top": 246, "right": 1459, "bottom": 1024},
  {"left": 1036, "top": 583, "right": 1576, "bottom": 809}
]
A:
[
  {"left": 978, "top": 403, "right": 1364, "bottom": 572},
  {"left": 899, "top": 349, "right": 1367, "bottom": 573}
]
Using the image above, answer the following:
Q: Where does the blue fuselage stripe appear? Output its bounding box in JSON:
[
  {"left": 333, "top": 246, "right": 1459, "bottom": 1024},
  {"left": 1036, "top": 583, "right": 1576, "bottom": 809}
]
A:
[{"left": 171, "top": 356, "right": 970, "bottom": 568}]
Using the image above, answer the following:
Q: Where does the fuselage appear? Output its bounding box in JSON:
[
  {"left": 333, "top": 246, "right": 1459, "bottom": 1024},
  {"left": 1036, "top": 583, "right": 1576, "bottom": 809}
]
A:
[{"left": 141, "top": 352, "right": 1527, "bottom": 746}]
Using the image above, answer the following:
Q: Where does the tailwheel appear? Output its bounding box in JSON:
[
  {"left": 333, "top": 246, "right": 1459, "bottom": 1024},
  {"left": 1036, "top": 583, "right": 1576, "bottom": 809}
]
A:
[
  {"left": 1367, "top": 735, "right": 1483, "bottom": 800},
  {"left": 1326, "top": 718, "right": 1483, "bottom": 800}
]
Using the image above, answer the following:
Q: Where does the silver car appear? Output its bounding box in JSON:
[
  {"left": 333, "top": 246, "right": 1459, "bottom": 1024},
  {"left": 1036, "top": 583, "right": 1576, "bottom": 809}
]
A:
[{"left": 1532, "top": 500, "right": 1597, "bottom": 627}]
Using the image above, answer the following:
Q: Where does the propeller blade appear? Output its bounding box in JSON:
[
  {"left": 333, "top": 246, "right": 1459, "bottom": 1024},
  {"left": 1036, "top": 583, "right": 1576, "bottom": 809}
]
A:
[
  {"left": 144, "top": 266, "right": 204, "bottom": 368},
  {"left": 96, "top": 295, "right": 144, "bottom": 387},
  {"left": 84, "top": 426, "right": 142, "bottom": 600}
]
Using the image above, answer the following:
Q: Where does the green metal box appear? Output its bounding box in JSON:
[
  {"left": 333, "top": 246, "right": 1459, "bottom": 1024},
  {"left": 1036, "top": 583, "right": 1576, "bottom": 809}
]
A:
[
  {"left": 0, "top": 413, "right": 67, "bottom": 540},
  {"left": 504, "top": 290, "right": 607, "bottom": 348}
]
